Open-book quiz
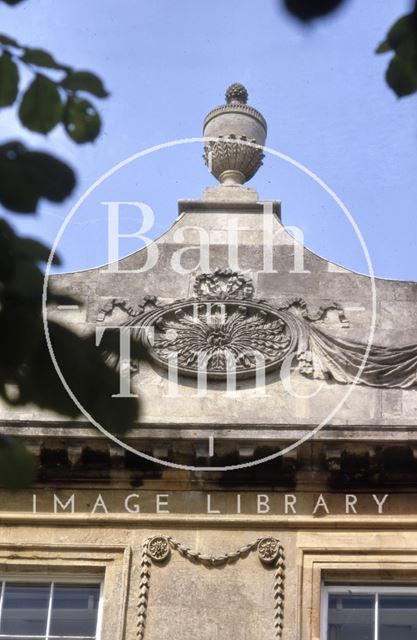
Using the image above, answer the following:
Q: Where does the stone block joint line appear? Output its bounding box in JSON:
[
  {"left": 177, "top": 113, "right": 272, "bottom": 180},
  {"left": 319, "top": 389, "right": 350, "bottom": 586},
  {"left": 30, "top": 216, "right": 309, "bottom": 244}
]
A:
[{"left": 136, "top": 535, "right": 285, "bottom": 640}]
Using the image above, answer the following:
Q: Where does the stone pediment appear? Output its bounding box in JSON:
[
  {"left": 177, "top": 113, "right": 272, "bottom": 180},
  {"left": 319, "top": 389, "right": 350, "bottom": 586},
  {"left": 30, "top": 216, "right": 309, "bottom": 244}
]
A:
[{"left": 22, "top": 196, "right": 415, "bottom": 437}]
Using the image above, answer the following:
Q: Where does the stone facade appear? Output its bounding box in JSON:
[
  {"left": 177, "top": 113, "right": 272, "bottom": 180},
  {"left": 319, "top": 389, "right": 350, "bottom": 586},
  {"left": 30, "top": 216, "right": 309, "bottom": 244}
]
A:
[{"left": 0, "top": 86, "right": 416, "bottom": 640}]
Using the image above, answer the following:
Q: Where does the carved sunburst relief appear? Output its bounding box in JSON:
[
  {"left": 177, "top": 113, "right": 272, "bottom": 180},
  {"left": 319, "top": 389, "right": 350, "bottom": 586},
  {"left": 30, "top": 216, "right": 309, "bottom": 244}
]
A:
[
  {"left": 150, "top": 301, "right": 295, "bottom": 378},
  {"left": 98, "top": 269, "right": 417, "bottom": 388}
]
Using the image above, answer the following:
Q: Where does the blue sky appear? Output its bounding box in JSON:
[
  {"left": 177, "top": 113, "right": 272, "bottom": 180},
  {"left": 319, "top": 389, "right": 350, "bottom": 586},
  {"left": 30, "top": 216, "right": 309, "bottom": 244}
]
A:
[{"left": 2, "top": 0, "right": 416, "bottom": 279}]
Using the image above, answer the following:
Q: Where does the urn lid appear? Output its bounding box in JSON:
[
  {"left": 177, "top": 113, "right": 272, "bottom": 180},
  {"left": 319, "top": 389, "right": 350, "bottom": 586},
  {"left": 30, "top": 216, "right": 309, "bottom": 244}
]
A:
[{"left": 203, "top": 83, "right": 267, "bottom": 134}]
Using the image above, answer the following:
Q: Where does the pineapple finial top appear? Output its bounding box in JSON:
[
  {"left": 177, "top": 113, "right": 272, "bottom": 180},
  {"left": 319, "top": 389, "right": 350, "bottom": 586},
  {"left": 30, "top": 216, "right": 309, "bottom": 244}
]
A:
[{"left": 225, "top": 83, "right": 249, "bottom": 105}]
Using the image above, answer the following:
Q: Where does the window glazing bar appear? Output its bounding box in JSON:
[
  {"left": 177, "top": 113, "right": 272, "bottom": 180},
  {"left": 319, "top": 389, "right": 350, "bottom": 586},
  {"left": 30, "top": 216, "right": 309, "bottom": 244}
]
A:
[
  {"left": 45, "top": 581, "right": 55, "bottom": 640},
  {"left": 0, "top": 581, "right": 5, "bottom": 632}
]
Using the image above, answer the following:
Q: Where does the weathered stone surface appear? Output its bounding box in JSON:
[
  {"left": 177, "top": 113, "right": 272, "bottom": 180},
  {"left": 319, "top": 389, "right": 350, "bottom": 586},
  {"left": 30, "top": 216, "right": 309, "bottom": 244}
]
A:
[
  {"left": 1, "top": 197, "right": 415, "bottom": 438},
  {"left": 2, "top": 86, "right": 417, "bottom": 640}
]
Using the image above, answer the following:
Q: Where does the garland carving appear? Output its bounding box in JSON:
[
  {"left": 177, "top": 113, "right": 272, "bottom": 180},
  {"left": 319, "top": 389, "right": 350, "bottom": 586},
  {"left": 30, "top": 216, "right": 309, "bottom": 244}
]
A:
[{"left": 137, "top": 535, "right": 285, "bottom": 640}]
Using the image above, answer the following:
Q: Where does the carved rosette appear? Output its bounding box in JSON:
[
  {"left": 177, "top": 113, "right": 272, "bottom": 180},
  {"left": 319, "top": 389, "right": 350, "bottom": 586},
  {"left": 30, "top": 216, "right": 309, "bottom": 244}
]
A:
[
  {"left": 203, "top": 134, "right": 264, "bottom": 185},
  {"left": 132, "top": 270, "right": 300, "bottom": 380},
  {"left": 148, "top": 536, "right": 170, "bottom": 562},
  {"left": 258, "top": 537, "right": 280, "bottom": 565},
  {"left": 149, "top": 301, "right": 296, "bottom": 379}
]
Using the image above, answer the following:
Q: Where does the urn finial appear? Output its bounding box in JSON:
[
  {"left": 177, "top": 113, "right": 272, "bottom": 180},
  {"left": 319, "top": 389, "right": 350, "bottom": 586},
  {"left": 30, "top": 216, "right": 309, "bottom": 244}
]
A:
[
  {"left": 203, "top": 85, "right": 267, "bottom": 186},
  {"left": 225, "top": 83, "right": 249, "bottom": 105}
]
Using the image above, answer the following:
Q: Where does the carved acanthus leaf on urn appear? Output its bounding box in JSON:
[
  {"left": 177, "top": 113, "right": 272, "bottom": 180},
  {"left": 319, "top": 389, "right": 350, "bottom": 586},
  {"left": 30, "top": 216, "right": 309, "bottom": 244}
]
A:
[{"left": 203, "top": 134, "right": 265, "bottom": 185}]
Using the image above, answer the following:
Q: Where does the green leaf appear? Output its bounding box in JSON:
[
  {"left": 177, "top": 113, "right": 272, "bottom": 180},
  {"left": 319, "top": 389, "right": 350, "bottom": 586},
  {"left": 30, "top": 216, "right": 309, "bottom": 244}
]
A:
[
  {"left": 0, "top": 52, "right": 18, "bottom": 107},
  {"left": 386, "top": 56, "right": 417, "bottom": 97},
  {"left": 0, "top": 290, "right": 44, "bottom": 371},
  {"left": 1, "top": 0, "right": 27, "bottom": 5},
  {"left": 386, "top": 14, "right": 417, "bottom": 51},
  {"left": 63, "top": 96, "right": 101, "bottom": 143},
  {"left": 15, "top": 237, "right": 61, "bottom": 265},
  {"left": 0, "top": 141, "right": 76, "bottom": 213},
  {"left": 0, "top": 440, "right": 36, "bottom": 490},
  {"left": 21, "top": 47, "right": 68, "bottom": 71},
  {"left": 0, "top": 219, "right": 14, "bottom": 282},
  {"left": 376, "top": 40, "right": 391, "bottom": 54},
  {"left": 5, "top": 257, "right": 44, "bottom": 297},
  {"left": 0, "top": 34, "right": 20, "bottom": 47},
  {"left": 22, "top": 320, "right": 139, "bottom": 431},
  {"left": 23, "top": 149, "right": 77, "bottom": 202},
  {"left": 61, "top": 70, "right": 109, "bottom": 98},
  {"left": 377, "top": 13, "right": 417, "bottom": 97},
  {"left": 396, "top": 29, "right": 417, "bottom": 72},
  {"left": 0, "top": 145, "right": 38, "bottom": 212},
  {"left": 283, "top": 0, "right": 348, "bottom": 22},
  {"left": 18, "top": 74, "right": 62, "bottom": 133}
]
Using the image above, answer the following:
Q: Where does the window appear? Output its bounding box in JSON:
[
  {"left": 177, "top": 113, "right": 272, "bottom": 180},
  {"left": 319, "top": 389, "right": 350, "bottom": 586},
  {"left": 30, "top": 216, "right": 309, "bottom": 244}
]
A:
[
  {"left": 322, "top": 585, "right": 417, "bottom": 640},
  {"left": 0, "top": 579, "right": 102, "bottom": 640}
]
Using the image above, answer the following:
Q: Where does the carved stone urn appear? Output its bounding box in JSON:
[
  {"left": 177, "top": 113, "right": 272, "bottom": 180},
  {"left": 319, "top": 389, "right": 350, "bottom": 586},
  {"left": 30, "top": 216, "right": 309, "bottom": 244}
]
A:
[{"left": 203, "top": 83, "right": 267, "bottom": 186}]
